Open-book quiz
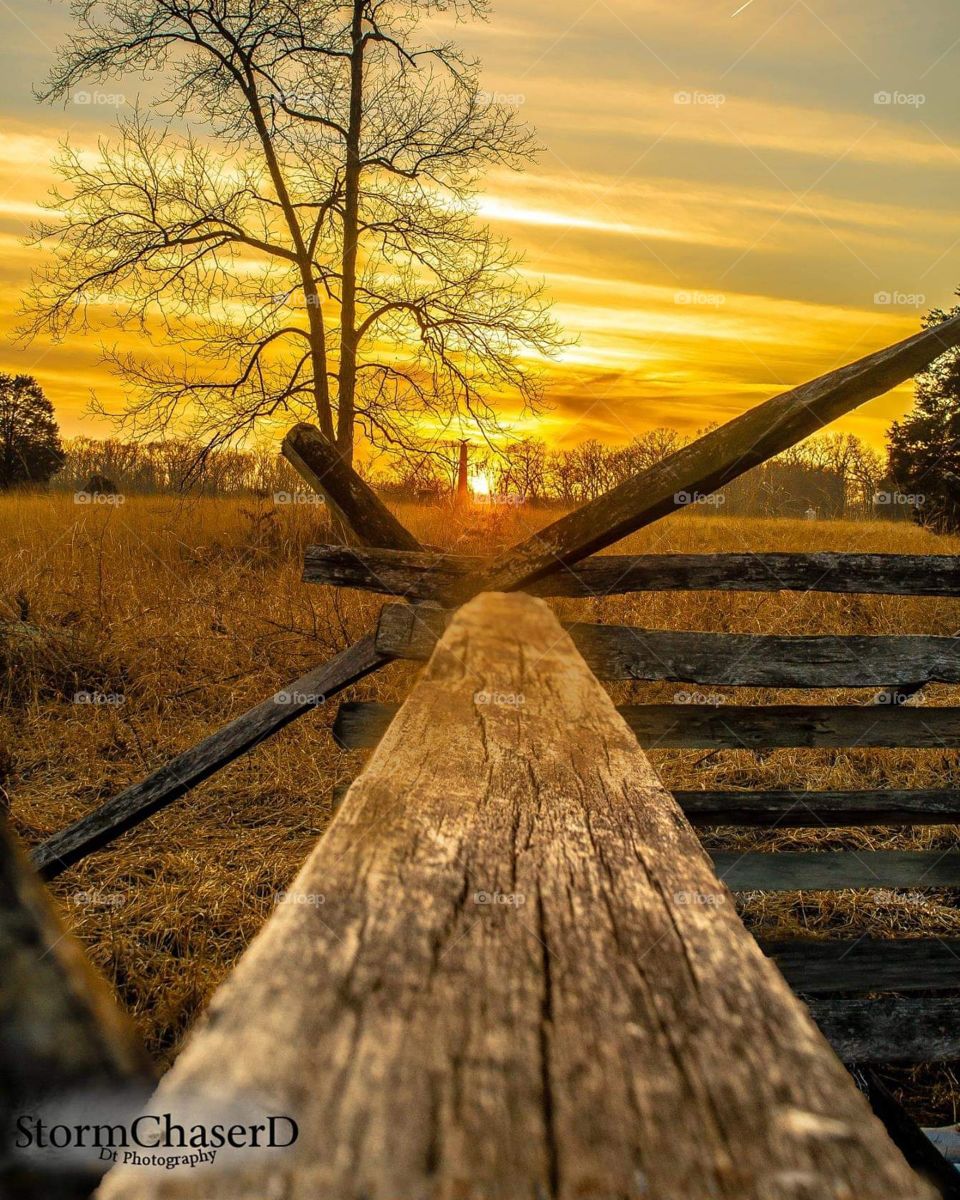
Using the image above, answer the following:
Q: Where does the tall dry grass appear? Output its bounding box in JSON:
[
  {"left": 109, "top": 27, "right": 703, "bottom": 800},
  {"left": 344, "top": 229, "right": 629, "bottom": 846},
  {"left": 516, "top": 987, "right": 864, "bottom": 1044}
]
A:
[{"left": 1, "top": 493, "right": 958, "bottom": 1119}]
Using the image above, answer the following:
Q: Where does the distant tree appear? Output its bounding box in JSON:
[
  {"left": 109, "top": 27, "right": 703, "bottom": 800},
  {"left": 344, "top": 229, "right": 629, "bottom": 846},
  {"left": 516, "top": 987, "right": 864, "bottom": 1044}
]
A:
[
  {"left": 497, "top": 438, "right": 547, "bottom": 500},
  {"left": 24, "top": 0, "right": 562, "bottom": 468},
  {"left": 887, "top": 303, "right": 960, "bottom": 532},
  {"left": 0, "top": 374, "right": 65, "bottom": 489}
]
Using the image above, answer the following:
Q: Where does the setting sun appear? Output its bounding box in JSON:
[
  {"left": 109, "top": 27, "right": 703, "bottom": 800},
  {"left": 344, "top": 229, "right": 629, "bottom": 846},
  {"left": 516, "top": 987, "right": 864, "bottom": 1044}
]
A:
[{"left": 469, "top": 471, "right": 493, "bottom": 497}]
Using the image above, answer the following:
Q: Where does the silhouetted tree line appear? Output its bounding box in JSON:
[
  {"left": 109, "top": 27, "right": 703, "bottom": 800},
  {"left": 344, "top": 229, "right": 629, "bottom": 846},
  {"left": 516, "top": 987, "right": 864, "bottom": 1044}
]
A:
[
  {"left": 52, "top": 437, "right": 303, "bottom": 497},
  {"left": 48, "top": 427, "right": 893, "bottom": 518},
  {"left": 382, "top": 428, "right": 890, "bottom": 519}
]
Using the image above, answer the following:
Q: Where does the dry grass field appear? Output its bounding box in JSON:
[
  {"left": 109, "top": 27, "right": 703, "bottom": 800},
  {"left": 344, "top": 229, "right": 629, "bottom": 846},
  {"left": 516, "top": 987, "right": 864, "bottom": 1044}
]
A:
[{"left": 2, "top": 492, "right": 959, "bottom": 1121}]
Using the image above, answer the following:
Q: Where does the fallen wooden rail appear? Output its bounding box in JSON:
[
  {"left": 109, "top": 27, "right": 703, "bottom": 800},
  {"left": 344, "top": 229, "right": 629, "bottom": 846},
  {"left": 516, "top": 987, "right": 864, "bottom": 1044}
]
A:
[
  {"left": 376, "top": 603, "right": 960, "bottom": 687},
  {"left": 33, "top": 637, "right": 386, "bottom": 879},
  {"left": 97, "top": 593, "right": 933, "bottom": 1200},
  {"left": 334, "top": 699, "right": 960, "bottom": 750},
  {"left": 306, "top": 545, "right": 960, "bottom": 600}
]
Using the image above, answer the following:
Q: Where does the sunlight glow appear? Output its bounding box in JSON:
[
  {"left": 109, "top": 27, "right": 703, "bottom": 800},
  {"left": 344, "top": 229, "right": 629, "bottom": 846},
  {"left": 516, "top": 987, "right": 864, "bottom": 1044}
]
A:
[{"left": 469, "top": 471, "right": 493, "bottom": 497}]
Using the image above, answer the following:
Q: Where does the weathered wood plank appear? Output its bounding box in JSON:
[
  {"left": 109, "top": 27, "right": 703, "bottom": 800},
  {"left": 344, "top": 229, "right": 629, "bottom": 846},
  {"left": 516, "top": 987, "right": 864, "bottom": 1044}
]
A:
[
  {"left": 1, "top": 817, "right": 153, "bottom": 1198},
  {"left": 376, "top": 603, "right": 960, "bottom": 687},
  {"left": 446, "top": 314, "right": 960, "bottom": 597},
  {"left": 808, "top": 998, "right": 960, "bottom": 1063},
  {"left": 676, "top": 790, "right": 960, "bottom": 826},
  {"left": 97, "top": 594, "right": 933, "bottom": 1200},
  {"left": 764, "top": 939, "right": 960, "bottom": 994},
  {"left": 621, "top": 704, "right": 960, "bottom": 748},
  {"left": 333, "top": 700, "right": 960, "bottom": 751},
  {"left": 282, "top": 423, "right": 422, "bottom": 551},
  {"left": 33, "top": 636, "right": 387, "bottom": 880},
  {"left": 712, "top": 851, "right": 960, "bottom": 891},
  {"left": 306, "top": 545, "right": 960, "bottom": 600}
]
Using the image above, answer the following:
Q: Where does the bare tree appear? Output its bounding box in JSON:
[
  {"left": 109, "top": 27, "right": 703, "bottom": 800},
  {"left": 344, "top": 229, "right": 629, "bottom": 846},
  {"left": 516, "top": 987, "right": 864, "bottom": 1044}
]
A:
[
  {"left": 496, "top": 437, "right": 547, "bottom": 501},
  {"left": 23, "top": 0, "right": 561, "bottom": 467}
]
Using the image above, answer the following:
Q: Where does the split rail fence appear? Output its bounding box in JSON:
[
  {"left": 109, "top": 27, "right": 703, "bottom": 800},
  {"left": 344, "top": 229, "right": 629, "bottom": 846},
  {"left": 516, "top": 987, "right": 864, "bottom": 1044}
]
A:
[{"left": 5, "top": 316, "right": 960, "bottom": 1198}]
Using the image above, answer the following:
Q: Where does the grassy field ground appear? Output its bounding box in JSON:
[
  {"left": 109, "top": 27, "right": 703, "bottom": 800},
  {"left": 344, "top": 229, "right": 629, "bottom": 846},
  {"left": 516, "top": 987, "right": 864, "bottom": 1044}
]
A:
[{"left": 2, "top": 493, "right": 959, "bottom": 1122}]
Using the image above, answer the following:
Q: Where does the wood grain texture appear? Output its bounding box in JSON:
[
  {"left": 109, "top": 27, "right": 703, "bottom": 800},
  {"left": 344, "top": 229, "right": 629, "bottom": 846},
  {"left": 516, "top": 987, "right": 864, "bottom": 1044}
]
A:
[
  {"left": 333, "top": 699, "right": 960, "bottom": 750},
  {"left": 282, "top": 423, "right": 422, "bottom": 551},
  {"left": 1, "top": 817, "right": 153, "bottom": 1198},
  {"left": 34, "top": 636, "right": 387, "bottom": 879},
  {"left": 675, "top": 789, "right": 960, "bottom": 826},
  {"left": 446, "top": 315, "right": 960, "bottom": 597},
  {"left": 305, "top": 545, "right": 960, "bottom": 600},
  {"left": 712, "top": 851, "right": 960, "bottom": 891},
  {"left": 619, "top": 704, "right": 960, "bottom": 749},
  {"left": 376, "top": 603, "right": 960, "bottom": 687},
  {"left": 764, "top": 939, "right": 960, "bottom": 994},
  {"left": 807, "top": 998, "right": 960, "bottom": 1063},
  {"left": 98, "top": 593, "right": 932, "bottom": 1200}
]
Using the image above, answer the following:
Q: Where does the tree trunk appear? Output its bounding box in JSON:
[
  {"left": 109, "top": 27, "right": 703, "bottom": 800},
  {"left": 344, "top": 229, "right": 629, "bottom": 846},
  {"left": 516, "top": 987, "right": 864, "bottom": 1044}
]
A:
[{"left": 336, "top": 0, "right": 365, "bottom": 465}]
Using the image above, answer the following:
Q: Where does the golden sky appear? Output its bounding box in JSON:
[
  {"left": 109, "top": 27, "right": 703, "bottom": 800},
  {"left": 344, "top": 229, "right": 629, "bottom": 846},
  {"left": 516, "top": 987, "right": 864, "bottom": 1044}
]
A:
[{"left": 2, "top": 0, "right": 960, "bottom": 450}]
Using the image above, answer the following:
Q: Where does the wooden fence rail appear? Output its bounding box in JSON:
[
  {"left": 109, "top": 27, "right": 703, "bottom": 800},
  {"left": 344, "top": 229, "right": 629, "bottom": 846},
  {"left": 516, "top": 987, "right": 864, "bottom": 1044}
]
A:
[
  {"left": 96, "top": 593, "right": 934, "bottom": 1200},
  {"left": 32, "top": 637, "right": 385, "bottom": 879},
  {"left": 305, "top": 546, "right": 960, "bottom": 600},
  {"left": 334, "top": 699, "right": 960, "bottom": 751},
  {"left": 375, "top": 602, "right": 960, "bottom": 687}
]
